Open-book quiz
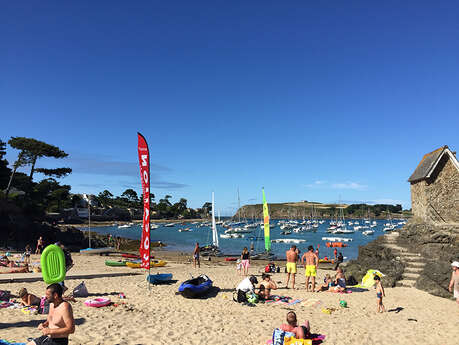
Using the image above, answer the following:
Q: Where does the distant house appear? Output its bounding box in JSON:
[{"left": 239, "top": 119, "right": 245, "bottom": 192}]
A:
[{"left": 408, "top": 145, "right": 459, "bottom": 223}]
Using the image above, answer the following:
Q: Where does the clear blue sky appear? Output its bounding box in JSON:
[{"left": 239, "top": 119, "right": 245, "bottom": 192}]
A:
[{"left": 1, "top": 1, "right": 458, "bottom": 214}]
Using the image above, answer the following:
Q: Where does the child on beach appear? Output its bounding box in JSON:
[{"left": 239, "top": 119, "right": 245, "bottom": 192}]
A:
[
  {"left": 236, "top": 259, "right": 242, "bottom": 275},
  {"left": 317, "top": 274, "right": 332, "bottom": 292},
  {"left": 374, "top": 275, "right": 386, "bottom": 313}
]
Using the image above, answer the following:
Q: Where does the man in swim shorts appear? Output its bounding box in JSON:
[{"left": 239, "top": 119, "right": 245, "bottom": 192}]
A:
[
  {"left": 285, "top": 245, "right": 298, "bottom": 289},
  {"left": 301, "top": 246, "right": 318, "bottom": 292},
  {"left": 193, "top": 242, "right": 200, "bottom": 269},
  {"left": 26, "top": 283, "right": 75, "bottom": 345}
]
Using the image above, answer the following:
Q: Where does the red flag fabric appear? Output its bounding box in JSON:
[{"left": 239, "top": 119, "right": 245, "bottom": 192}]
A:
[{"left": 137, "top": 133, "right": 150, "bottom": 269}]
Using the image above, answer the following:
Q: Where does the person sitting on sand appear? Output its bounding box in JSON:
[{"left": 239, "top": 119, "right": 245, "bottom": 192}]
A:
[
  {"left": 0, "top": 263, "right": 30, "bottom": 274},
  {"left": 26, "top": 283, "right": 75, "bottom": 345},
  {"left": 280, "top": 311, "right": 311, "bottom": 339},
  {"left": 258, "top": 273, "right": 278, "bottom": 300},
  {"left": 317, "top": 274, "right": 332, "bottom": 292},
  {"left": 18, "top": 287, "right": 41, "bottom": 307},
  {"left": 332, "top": 267, "right": 346, "bottom": 292}
]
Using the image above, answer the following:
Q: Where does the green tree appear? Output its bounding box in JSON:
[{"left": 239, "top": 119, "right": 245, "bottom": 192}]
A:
[
  {"left": 121, "top": 189, "right": 139, "bottom": 203},
  {"left": 98, "top": 190, "right": 114, "bottom": 207},
  {"left": 0, "top": 139, "right": 11, "bottom": 190},
  {"left": 5, "top": 137, "right": 71, "bottom": 197}
]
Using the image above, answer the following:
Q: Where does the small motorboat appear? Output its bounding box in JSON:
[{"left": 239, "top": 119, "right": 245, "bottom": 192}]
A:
[
  {"left": 178, "top": 274, "right": 213, "bottom": 298},
  {"left": 147, "top": 273, "right": 173, "bottom": 284}
]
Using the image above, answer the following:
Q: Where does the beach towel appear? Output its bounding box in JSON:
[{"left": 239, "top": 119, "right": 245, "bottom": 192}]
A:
[
  {"left": 284, "top": 337, "right": 312, "bottom": 345},
  {"left": 0, "top": 340, "right": 26, "bottom": 345}
]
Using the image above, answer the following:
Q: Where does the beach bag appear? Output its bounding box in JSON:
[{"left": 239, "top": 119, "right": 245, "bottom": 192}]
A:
[
  {"left": 246, "top": 292, "right": 258, "bottom": 304},
  {"left": 265, "top": 265, "right": 271, "bottom": 273},
  {"left": 272, "top": 328, "right": 286, "bottom": 345},
  {"left": 0, "top": 290, "right": 10, "bottom": 301},
  {"left": 73, "top": 281, "right": 89, "bottom": 298},
  {"left": 39, "top": 297, "right": 50, "bottom": 314},
  {"left": 284, "top": 337, "right": 311, "bottom": 345}
]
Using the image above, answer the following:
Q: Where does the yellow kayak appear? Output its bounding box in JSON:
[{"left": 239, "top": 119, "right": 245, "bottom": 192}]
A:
[{"left": 126, "top": 260, "right": 167, "bottom": 268}]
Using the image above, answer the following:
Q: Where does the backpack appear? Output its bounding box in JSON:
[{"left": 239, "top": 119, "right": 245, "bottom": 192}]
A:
[
  {"left": 233, "top": 289, "right": 247, "bottom": 303},
  {"left": 265, "top": 265, "right": 271, "bottom": 273},
  {"left": 73, "top": 281, "right": 89, "bottom": 298}
]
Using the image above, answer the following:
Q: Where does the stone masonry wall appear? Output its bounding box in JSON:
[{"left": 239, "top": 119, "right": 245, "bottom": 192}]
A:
[
  {"left": 410, "top": 180, "right": 427, "bottom": 221},
  {"left": 411, "top": 155, "right": 459, "bottom": 223}
]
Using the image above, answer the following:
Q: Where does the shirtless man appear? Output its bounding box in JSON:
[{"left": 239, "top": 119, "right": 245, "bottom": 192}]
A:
[
  {"left": 301, "top": 246, "right": 318, "bottom": 292},
  {"left": 285, "top": 245, "right": 298, "bottom": 289},
  {"left": 27, "top": 283, "right": 75, "bottom": 345}
]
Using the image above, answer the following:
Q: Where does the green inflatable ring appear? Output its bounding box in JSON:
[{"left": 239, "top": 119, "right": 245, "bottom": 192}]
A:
[{"left": 41, "top": 244, "right": 66, "bottom": 284}]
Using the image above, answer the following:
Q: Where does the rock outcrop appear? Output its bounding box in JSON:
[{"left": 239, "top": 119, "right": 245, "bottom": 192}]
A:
[{"left": 345, "top": 219, "right": 459, "bottom": 299}]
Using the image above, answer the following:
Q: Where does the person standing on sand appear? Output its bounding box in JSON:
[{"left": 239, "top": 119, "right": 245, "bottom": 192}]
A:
[
  {"left": 374, "top": 275, "right": 386, "bottom": 313},
  {"left": 36, "top": 236, "right": 44, "bottom": 254},
  {"left": 302, "top": 245, "right": 318, "bottom": 292},
  {"left": 193, "top": 242, "right": 200, "bottom": 268},
  {"left": 26, "top": 283, "right": 75, "bottom": 345},
  {"left": 285, "top": 245, "right": 298, "bottom": 289},
  {"left": 448, "top": 261, "right": 459, "bottom": 307},
  {"left": 333, "top": 248, "right": 337, "bottom": 261},
  {"left": 240, "top": 247, "right": 250, "bottom": 276}
]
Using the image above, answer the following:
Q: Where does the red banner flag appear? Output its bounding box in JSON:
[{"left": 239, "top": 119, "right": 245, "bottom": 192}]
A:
[{"left": 137, "top": 132, "right": 150, "bottom": 269}]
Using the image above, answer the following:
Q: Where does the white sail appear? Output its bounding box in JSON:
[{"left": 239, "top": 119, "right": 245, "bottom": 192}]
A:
[{"left": 212, "top": 192, "right": 219, "bottom": 247}]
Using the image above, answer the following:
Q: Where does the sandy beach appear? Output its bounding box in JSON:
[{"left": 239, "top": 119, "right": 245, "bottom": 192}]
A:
[{"left": 1, "top": 252, "right": 458, "bottom": 345}]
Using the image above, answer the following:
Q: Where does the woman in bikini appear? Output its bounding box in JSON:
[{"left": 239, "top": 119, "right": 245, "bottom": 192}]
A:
[{"left": 18, "top": 287, "right": 41, "bottom": 307}]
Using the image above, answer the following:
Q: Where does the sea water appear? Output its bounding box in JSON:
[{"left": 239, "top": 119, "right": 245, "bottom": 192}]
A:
[{"left": 79, "top": 219, "right": 400, "bottom": 261}]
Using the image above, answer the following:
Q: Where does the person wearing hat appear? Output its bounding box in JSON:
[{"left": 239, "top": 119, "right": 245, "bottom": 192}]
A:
[
  {"left": 448, "top": 261, "right": 459, "bottom": 307},
  {"left": 235, "top": 275, "right": 258, "bottom": 303},
  {"left": 258, "top": 273, "right": 278, "bottom": 300},
  {"left": 18, "top": 287, "right": 41, "bottom": 307}
]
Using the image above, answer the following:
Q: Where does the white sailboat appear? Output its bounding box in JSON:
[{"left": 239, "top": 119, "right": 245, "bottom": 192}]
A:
[{"left": 201, "top": 192, "right": 220, "bottom": 256}]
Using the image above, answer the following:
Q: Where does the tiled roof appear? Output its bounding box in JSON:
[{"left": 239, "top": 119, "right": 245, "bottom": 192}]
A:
[{"left": 408, "top": 146, "right": 451, "bottom": 183}]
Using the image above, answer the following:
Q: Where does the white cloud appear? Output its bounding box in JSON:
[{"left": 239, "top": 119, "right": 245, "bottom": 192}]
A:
[
  {"left": 331, "top": 182, "right": 367, "bottom": 190},
  {"left": 303, "top": 180, "right": 367, "bottom": 190}
]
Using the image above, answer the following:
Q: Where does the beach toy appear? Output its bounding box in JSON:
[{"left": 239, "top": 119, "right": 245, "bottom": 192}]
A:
[
  {"left": 40, "top": 244, "right": 66, "bottom": 284},
  {"left": 119, "top": 293, "right": 126, "bottom": 299},
  {"left": 84, "top": 298, "right": 111, "bottom": 308},
  {"left": 339, "top": 300, "right": 348, "bottom": 308},
  {"left": 322, "top": 307, "right": 335, "bottom": 314},
  {"left": 21, "top": 306, "right": 38, "bottom": 315}
]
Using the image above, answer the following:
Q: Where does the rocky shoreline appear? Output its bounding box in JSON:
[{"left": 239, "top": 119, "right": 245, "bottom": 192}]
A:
[{"left": 345, "top": 219, "right": 459, "bottom": 299}]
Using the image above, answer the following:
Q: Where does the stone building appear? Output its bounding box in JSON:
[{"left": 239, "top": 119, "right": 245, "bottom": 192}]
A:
[{"left": 408, "top": 145, "right": 459, "bottom": 224}]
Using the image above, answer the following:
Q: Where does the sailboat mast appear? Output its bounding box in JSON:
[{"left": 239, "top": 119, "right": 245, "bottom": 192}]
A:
[
  {"left": 237, "top": 187, "right": 241, "bottom": 223},
  {"left": 212, "top": 192, "right": 218, "bottom": 247}
]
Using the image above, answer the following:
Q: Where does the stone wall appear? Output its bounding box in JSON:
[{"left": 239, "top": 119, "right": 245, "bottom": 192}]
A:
[
  {"left": 410, "top": 180, "right": 427, "bottom": 221},
  {"left": 410, "top": 154, "right": 459, "bottom": 223}
]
